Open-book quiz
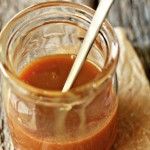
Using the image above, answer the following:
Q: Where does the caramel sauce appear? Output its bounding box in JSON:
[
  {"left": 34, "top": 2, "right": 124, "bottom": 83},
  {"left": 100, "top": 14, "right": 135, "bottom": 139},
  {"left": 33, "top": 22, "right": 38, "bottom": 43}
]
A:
[
  {"left": 8, "top": 54, "right": 117, "bottom": 150},
  {"left": 19, "top": 54, "right": 100, "bottom": 90}
]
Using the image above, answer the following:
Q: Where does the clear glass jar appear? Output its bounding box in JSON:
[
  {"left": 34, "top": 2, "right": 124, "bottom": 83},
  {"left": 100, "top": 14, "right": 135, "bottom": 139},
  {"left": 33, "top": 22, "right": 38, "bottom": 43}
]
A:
[{"left": 0, "top": 2, "right": 119, "bottom": 150}]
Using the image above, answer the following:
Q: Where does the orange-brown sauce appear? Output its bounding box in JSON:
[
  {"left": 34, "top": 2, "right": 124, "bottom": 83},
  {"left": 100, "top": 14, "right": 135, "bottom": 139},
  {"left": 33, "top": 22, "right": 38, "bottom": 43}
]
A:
[
  {"left": 19, "top": 55, "right": 100, "bottom": 90},
  {"left": 8, "top": 55, "right": 117, "bottom": 150}
]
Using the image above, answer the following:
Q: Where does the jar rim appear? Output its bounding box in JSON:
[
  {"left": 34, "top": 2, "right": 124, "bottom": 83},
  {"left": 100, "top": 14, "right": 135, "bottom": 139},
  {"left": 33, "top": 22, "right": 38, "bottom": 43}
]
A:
[{"left": 0, "top": 1, "right": 119, "bottom": 103}]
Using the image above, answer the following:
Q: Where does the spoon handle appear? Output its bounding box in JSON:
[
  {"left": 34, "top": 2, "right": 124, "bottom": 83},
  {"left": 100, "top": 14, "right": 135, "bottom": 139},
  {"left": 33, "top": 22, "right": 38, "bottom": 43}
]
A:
[{"left": 62, "top": 0, "right": 114, "bottom": 92}]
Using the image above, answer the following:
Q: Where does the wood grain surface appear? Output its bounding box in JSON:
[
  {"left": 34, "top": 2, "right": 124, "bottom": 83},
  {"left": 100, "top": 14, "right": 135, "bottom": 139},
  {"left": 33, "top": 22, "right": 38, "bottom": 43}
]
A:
[
  {"left": 107, "top": 0, "right": 150, "bottom": 81},
  {"left": 0, "top": 1, "right": 150, "bottom": 150}
]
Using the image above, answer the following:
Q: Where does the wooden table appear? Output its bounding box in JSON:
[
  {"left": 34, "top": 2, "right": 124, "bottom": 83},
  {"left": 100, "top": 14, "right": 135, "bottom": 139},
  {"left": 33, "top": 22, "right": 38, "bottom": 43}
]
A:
[{"left": 0, "top": 1, "right": 150, "bottom": 150}]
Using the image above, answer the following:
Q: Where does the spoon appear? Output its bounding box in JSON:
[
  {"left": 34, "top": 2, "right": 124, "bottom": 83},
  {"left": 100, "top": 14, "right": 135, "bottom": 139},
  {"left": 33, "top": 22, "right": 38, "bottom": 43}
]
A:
[{"left": 62, "top": 0, "right": 114, "bottom": 92}]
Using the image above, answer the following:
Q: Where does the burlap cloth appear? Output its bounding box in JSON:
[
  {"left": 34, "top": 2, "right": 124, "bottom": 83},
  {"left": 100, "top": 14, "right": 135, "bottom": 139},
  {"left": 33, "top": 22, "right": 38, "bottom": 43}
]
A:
[{"left": 113, "top": 28, "right": 150, "bottom": 150}]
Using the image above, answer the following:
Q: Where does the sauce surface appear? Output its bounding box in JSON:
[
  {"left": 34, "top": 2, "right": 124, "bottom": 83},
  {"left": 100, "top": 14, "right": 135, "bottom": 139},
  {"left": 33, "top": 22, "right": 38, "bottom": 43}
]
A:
[{"left": 19, "top": 54, "right": 100, "bottom": 90}]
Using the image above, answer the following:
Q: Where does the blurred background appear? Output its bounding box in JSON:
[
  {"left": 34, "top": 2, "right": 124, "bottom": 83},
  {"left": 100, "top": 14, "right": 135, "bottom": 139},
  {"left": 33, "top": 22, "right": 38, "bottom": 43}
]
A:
[{"left": 0, "top": 0, "right": 149, "bottom": 80}]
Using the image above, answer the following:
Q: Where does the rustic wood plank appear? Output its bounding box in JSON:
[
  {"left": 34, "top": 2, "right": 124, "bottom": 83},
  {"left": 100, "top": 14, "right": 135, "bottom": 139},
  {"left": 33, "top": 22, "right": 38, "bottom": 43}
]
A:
[
  {"left": 107, "top": 0, "right": 150, "bottom": 79},
  {"left": 107, "top": 0, "right": 150, "bottom": 48}
]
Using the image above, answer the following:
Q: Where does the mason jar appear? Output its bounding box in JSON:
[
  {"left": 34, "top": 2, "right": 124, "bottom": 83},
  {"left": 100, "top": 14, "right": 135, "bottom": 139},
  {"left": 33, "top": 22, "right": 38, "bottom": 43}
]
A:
[{"left": 0, "top": 2, "right": 119, "bottom": 150}]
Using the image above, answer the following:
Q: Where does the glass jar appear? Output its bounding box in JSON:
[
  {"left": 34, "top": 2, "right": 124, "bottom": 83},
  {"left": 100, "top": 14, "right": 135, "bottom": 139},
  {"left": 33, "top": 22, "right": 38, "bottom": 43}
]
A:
[{"left": 0, "top": 2, "right": 119, "bottom": 150}]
